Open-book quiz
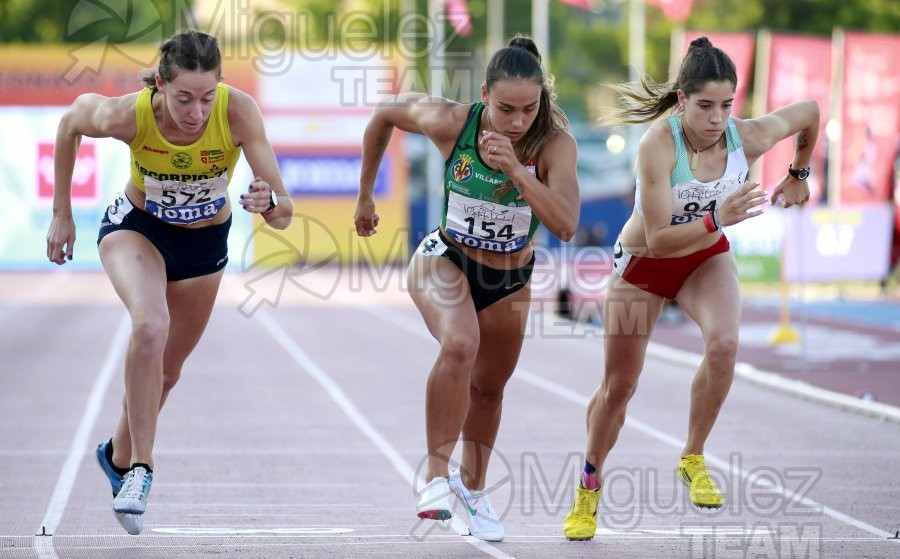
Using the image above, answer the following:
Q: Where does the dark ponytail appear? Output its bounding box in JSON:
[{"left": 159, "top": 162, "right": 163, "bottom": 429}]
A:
[
  {"left": 607, "top": 36, "right": 737, "bottom": 124},
  {"left": 485, "top": 34, "right": 569, "bottom": 199}
]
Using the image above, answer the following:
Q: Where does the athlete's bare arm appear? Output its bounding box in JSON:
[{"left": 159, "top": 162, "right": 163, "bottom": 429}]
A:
[
  {"left": 507, "top": 129, "right": 580, "bottom": 241},
  {"left": 47, "top": 93, "right": 138, "bottom": 264},
  {"left": 355, "top": 93, "right": 468, "bottom": 236},
  {"left": 737, "top": 100, "right": 819, "bottom": 207},
  {"left": 227, "top": 87, "right": 293, "bottom": 229}
]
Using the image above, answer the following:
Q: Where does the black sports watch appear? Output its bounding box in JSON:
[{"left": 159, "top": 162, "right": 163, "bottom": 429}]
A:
[
  {"left": 788, "top": 164, "right": 810, "bottom": 180},
  {"left": 264, "top": 190, "right": 277, "bottom": 213}
]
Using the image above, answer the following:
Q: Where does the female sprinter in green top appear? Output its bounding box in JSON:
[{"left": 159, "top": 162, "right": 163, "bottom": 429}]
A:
[{"left": 355, "top": 35, "right": 580, "bottom": 541}]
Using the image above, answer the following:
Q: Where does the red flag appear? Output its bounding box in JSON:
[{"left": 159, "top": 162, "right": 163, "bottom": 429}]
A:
[
  {"left": 759, "top": 33, "right": 832, "bottom": 205},
  {"left": 647, "top": 0, "right": 692, "bottom": 22},
  {"left": 445, "top": 0, "right": 472, "bottom": 37},
  {"left": 836, "top": 32, "right": 900, "bottom": 206},
  {"left": 557, "top": 0, "right": 592, "bottom": 8}
]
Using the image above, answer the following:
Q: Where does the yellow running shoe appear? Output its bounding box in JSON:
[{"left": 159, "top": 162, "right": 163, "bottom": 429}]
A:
[
  {"left": 677, "top": 454, "right": 723, "bottom": 509},
  {"left": 563, "top": 485, "right": 601, "bottom": 540}
]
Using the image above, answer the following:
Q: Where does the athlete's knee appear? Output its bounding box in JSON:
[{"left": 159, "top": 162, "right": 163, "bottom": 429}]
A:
[
  {"left": 129, "top": 312, "right": 170, "bottom": 356},
  {"left": 469, "top": 377, "right": 508, "bottom": 408},
  {"left": 161, "top": 368, "right": 182, "bottom": 392},
  {"left": 705, "top": 334, "right": 737, "bottom": 369},
  {"left": 438, "top": 332, "right": 479, "bottom": 368},
  {"left": 601, "top": 376, "right": 638, "bottom": 410},
  {"left": 600, "top": 355, "right": 642, "bottom": 409}
]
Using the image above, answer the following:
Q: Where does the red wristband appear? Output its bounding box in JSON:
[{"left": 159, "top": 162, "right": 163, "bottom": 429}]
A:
[{"left": 703, "top": 212, "right": 716, "bottom": 233}]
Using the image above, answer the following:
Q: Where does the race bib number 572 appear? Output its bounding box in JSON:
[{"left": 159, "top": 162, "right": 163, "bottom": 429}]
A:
[{"left": 144, "top": 174, "right": 229, "bottom": 225}]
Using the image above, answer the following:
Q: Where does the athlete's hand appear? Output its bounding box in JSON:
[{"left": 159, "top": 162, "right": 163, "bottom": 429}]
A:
[
  {"left": 354, "top": 193, "right": 379, "bottom": 236},
  {"left": 770, "top": 175, "right": 810, "bottom": 208},
  {"left": 240, "top": 176, "right": 274, "bottom": 214},
  {"left": 718, "top": 181, "right": 768, "bottom": 227},
  {"left": 46, "top": 215, "right": 75, "bottom": 265},
  {"left": 480, "top": 130, "right": 519, "bottom": 175}
]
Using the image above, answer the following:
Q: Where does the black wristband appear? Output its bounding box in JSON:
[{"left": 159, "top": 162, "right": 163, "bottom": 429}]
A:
[
  {"left": 264, "top": 191, "right": 277, "bottom": 214},
  {"left": 787, "top": 165, "right": 810, "bottom": 180}
]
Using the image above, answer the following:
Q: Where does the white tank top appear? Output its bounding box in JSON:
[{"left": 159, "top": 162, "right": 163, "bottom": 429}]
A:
[{"left": 634, "top": 116, "right": 749, "bottom": 226}]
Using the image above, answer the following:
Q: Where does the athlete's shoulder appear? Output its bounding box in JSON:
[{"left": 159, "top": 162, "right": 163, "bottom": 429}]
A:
[
  {"left": 730, "top": 115, "right": 770, "bottom": 158},
  {"left": 223, "top": 85, "right": 264, "bottom": 145},
  {"left": 449, "top": 101, "right": 478, "bottom": 124},
  {"left": 729, "top": 115, "right": 752, "bottom": 135},
  {"left": 541, "top": 127, "right": 577, "bottom": 158},
  {"left": 75, "top": 90, "right": 140, "bottom": 114},
  {"left": 636, "top": 118, "right": 677, "bottom": 180},
  {"left": 548, "top": 126, "right": 576, "bottom": 144},
  {"left": 68, "top": 91, "right": 140, "bottom": 142},
  {"left": 638, "top": 117, "right": 676, "bottom": 154},
  {"left": 425, "top": 99, "right": 475, "bottom": 146},
  {"left": 646, "top": 116, "right": 676, "bottom": 139},
  {"left": 222, "top": 85, "right": 257, "bottom": 112}
]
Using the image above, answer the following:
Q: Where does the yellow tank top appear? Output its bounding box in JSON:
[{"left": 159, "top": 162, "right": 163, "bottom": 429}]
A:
[{"left": 128, "top": 83, "right": 242, "bottom": 225}]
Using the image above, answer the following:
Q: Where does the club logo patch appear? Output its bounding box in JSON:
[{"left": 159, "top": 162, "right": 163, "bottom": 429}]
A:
[
  {"left": 171, "top": 152, "right": 192, "bottom": 169},
  {"left": 452, "top": 154, "right": 474, "bottom": 182}
]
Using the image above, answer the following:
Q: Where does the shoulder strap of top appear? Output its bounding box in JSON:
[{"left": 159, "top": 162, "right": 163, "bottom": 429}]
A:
[
  {"left": 213, "top": 82, "right": 235, "bottom": 150},
  {"left": 667, "top": 115, "right": 693, "bottom": 186},
  {"left": 444, "top": 102, "right": 481, "bottom": 168},
  {"left": 724, "top": 117, "right": 742, "bottom": 153},
  {"left": 130, "top": 87, "right": 152, "bottom": 149}
]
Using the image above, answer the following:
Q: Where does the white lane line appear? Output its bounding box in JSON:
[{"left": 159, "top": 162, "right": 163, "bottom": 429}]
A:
[
  {"left": 645, "top": 341, "right": 900, "bottom": 424},
  {"left": 246, "top": 307, "right": 515, "bottom": 559},
  {"left": 14, "top": 531, "right": 898, "bottom": 543},
  {"left": 535, "top": 312, "right": 900, "bottom": 424},
  {"left": 159, "top": 482, "right": 358, "bottom": 488},
  {"left": 369, "top": 306, "right": 898, "bottom": 542},
  {"left": 153, "top": 527, "right": 354, "bottom": 535},
  {"left": 32, "top": 314, "right": 130, "bottom": 558},
  {"left": 517, "top": 369, "right": 897, "bottom": 541}
]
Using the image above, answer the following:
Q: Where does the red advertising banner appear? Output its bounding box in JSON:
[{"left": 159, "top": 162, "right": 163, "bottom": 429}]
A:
[
  {"left": 674, "top": 31, "right": 755, "bottom": 118},
  {"left": 647, "top": 0, "right": 693, "bottom": 23},
  {"left": 36, "top": 141, "right": 98, "bottom": 203},
  {"left": 836, "top": 32, "right": 900, "bottom": 206},
  {"left": 759, "top": 34, "right": 831, "bottom": 204}
]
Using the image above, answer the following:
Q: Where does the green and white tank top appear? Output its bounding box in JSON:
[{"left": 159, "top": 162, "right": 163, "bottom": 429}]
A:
[
  {"left": 441, "top": 102, "right": 540, "bottom": 253},
  {"left": 634, "top": 116, "right": 749, "bottom": 225}
]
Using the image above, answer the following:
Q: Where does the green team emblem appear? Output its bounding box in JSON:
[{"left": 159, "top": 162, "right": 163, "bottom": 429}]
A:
[{"left": 171, "top": 152, "right": 192, "bottom": 169}]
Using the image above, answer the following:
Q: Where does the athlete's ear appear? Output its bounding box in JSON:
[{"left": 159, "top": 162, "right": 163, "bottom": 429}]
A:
[
  {"left": 155, "top": 73, "right": 165, "bottom": 92},
  {"left": 676, "top": 89, "right": 686, "bottom": 112},
  {"left": 481, "top": 83, "right": 489, "bottom": 105}
]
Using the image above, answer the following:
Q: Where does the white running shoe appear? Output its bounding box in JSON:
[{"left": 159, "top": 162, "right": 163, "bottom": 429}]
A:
[
  {"left": 416, "top": 476, "right": 452, "bottom": 520},
  {"left": 114, "top": 511, "right": 143, "bottom": 536},
  {"left": 112, "top": 465, "right": 153, "bottom": 535},
  {"left": 449, "top": 469, "right": 506, "bottom": 542}
]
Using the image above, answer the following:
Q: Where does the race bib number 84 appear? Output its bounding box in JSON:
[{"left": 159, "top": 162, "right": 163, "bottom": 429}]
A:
[
  {"left": 143, "top": 174, "right": 229, "bottom": 225},
  {"left": 670, "top": 175, "right": 744, "bottom": 225},
  {"left": 444, "top": 191, "right": 532, "bottom": 252}
]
